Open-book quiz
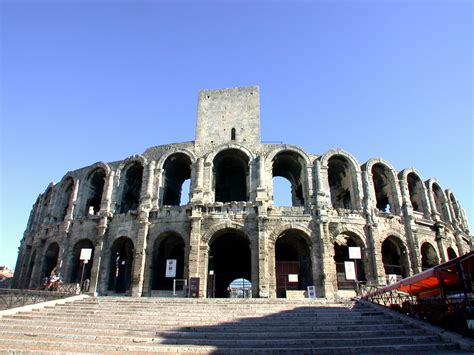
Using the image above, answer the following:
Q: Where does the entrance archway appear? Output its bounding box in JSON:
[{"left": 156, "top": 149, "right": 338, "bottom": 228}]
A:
[
  {"left": 42, "top": 243, "right": 59, "bottom": 279},
  {"left": 151, "top": 233, "right": 185, "bottom": 291},
  {"left": 207, "top": 230, "right": 251, "bottom": 298},
  {"left": 275, "top": 229, "right": 313, "bottom": 298},
  {"left": 447, "top": 247, "right": 458, "bottom": 260},
  {"left": 68, "top": 239, "right": 95, "bottom": 283},
  {"left": 333, "top": 233, "right": 366, "bottom": 290},
  {"left": 108, "top": 237, "right": 134, "bottom": 294},
  {"left": 381, "top": 237, "right": 408, "bottom": 282},
  {"left": 421, "top": 242, "right": 439, "bottom": 270}
]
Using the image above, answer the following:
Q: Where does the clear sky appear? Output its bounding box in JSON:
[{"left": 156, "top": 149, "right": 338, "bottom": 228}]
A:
[{"left": 1, "top": 0, "right": 472, "bottom": 270}]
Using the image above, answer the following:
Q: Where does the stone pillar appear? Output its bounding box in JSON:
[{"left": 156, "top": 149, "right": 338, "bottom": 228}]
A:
[
  {"left": 318, "top": 220, "right": 336, "bottom": 298},
  {"left": 305, "top": 164, "right": 314, "bottom": 206},
  {"left": 309, "top": 222, "right": 324, "bottom": 298},
  {"left": 101, "top": 171, "right": 115, "bottom": 214},
  {"left": 257, "top": 216, "right": 269, "bottom": 297},
  {"left": 256, "top": 156, "right": 267, "bottom": 202},
  {"left": 188, "top": 214, "right": 202, "bottom": 278},
  {"left": 399, "top": 178, "right": 420, "bottom": 274},
  {"left": 141, "top": 248, "right": 154, "bottom": 297},
  {"left": 426, "top": 185, "right": 439, "bottom": 221},
  {"left": 455, "top": 232, "right": 465, "bottom": 256},
  {"left": 131, "top": 218, "right": 150, "bottom": 297},
  {"left": 191, "top": 158, "right": 204, "bottom": 203},
  {"left": 29, "top": 243, "right": 45, "bottom": 288},
  {"left": 89, "top": 216, "right": 109, "bottom": 296},
  {"left": 203, "top": 161, "right": 213, "bottom": 203}
]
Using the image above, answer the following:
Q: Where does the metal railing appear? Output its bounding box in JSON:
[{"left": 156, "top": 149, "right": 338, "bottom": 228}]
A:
[{"left": 0, "top": 287, "right": 79, "bottom": 311}]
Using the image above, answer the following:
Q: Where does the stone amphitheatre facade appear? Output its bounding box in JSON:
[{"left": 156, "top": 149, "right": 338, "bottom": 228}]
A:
[{"left": 12, "top": 86, "right": 472, "bottom": 298}]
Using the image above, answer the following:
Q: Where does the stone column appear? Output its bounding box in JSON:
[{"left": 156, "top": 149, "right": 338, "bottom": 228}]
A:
[
  {"left": 29, "top": 243, "right": 45, "bottom": 288},
  {"left": 141, "top": 249, "right": 154, "bottom": 296},
  {"left": 131, "top": 217, "right": 150, "bottom": 297},
  {"left": 257, "top": 215, "right": 269, "bottom": 297},
  {"left": 399, "top": 178, "right": 420, "bottom": 274},
  {"left": 256, "top": 156, "right": 267, "bottom": 202},
  {"left": 188, "top": 213, "right": 202, "bottom": 278},
  {"left": 318, "top": 220, "right": 336, "bottom": 298},
  {"left": 305, "top": 164, "right": 314, "bottom": 206},
  {"left": 101, "top": 171, "right": 115, "bottom": 214},
  {"left": 89, "top": 216, "right": 109, "bottom": 296},
  {"left": 191, "top": 158, "right": 204, "bottom": 203}
]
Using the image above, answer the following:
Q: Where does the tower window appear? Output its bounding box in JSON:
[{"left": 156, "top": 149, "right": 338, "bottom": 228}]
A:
[{"left": 231, "top": 128, "right": 236, "bottom": 141}]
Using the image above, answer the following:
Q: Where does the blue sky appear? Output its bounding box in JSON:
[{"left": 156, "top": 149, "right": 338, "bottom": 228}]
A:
[{"left": 1, "top": 0, "right": 472, "bottom": 269}]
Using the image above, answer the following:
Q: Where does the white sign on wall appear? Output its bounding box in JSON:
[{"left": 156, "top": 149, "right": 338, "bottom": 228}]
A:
[
  {"left": 288, "top": 274, "right": 298, "bottom": 283},
  {"left": 307, "top": 286, "right": 316, "bottom": 299},
  {"left": 388, "top": 274, "right": 398, "bottom": 284},
  {"left": 165, "top": 259, "right": 177, "bottom": 278},
  {"left": 80, "top": 248, "right": 92, "bottom": 261},
  {"left": 348, "top": 247, "right": 361, "bottom": 260},
  {"left": 344, "top": 261, "right": 356, "bottom": 280}
]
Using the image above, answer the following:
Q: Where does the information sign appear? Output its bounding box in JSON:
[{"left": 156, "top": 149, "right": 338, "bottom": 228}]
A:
[
  {"left": 79, "top": 248, "right": 92, "bottom": 261},
  {"left": 344, "top": 261, "right": 356, "bottom": 280},
  {"left": 165, "top": 259, "right": 177, "bottom": 278},
  {"left": 288, "top": 274, "right": 298, "bottom": 282},
  {"left": 348, "top": 247, "right": 361, "bottom": 259}
]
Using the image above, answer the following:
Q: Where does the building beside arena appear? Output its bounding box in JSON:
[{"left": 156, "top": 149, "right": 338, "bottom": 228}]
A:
[{"left": 12, "top": 86, "right": 472, "bottom": 298}]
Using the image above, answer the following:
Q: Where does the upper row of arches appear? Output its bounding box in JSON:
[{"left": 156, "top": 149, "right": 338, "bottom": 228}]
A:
[{"left": 30, "top": 145, "right": 466, "bottom": 229}]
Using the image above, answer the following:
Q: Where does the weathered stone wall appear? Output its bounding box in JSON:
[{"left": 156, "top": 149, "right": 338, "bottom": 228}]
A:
[{"left": 12, "top": 86, "right": 473, "bottom": 299}]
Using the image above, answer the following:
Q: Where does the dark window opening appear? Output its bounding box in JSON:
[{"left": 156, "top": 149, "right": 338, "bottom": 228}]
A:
[
  {"left": 275, "top": 230, "right": 312, "bottom": 298},
  {"left": 119, "top": 163, "right": 143, "bottom": 214},
  {"left": 108, "top": 237, "right": 134, "bottom": 293},
  {"left": 272, "top": 151, "right": 305, "bottom": 207},
  {"left": 372, "top": 164, "right": 395, "bottom": 214},
  {"left": 58, "top": 178, "right": 74, "bottom": 221},
  {"left": 432, "top": 183, "right": 449, "bottom": 223},
  {"left": 42, "top": 243, "right": 60, "bottom": 279},
  {"left": 208, "top": 231, "right": 251, "bottom": 298},
  {"left": 84, "top": 168, "right": 106, "bottom": 216},
  {"left": 151, "top": 234, "right": 185, "bottom": 290},
  {"left": 214, "top": 149, "right": 249, "bottom": 203},
  {"left": 450, "top": 193, "right": 460, "bottom": 219},
  {"left": 328, "top": 156, "right": 354, "bottom": 209},
  {"left": 231, "top": 128, "right": 236, "bottom": 141},
  {"left": 162, "top": 154, "right": 192, "bottom": 206},
  {"left": 447, "top": 247, "right": 457, "bottom": 260},
  {"left": 407, "top": 173, "right": 424, "bottom": 213},
  {"left": 333, "top": 236, "right": 366, "bottom": 290}
]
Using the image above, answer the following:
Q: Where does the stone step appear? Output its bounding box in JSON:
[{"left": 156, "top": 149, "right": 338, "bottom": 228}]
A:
[
  {"left": 0, "top": 325, "right": 426, "bottom": 340},
  {"left": 0, "top": 319, "right": 411, "bottom": 333},
  {"left": 0, "top": 338, "right": 461, "bottom": 354}
]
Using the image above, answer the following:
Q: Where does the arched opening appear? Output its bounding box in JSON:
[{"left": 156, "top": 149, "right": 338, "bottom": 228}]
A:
[
  {"left": 272, "top": 176, "right": 293, "bottom": 206},
  {"left": 328, "top": 155, "right": 354, "bottom": 209},
  {"left": 228, "top": 278, "right": 251, "bottom": 298},
  {"left": 447, "top": 247, "right": 458, "bottom": 260},
  {"left": 407, "top": 172, "right": 424, "bottom": 213},
  {"left": 207, "top": 230, "right": 251, "bottom": 298},
  {"left": 275, "top": 229, "right": 313, "bottom": 298},
  {"left": 41, "top": 243, "right": 60, "bottom": 279},
  {"left": 39, "top": 188, "right": 52, "bottom": 225},
  {"left": 25, "top": 250, "right": 36, "bottom": 288},
  {"left": 381, "top": 237, "right": 408, "bottom": 282},
  {"left": 372, "top": 163, "right": 397, "bottom": 214},
  {"left": 272, "top": 151, "right": 305, "bottom": 207},
  {"left": 213, "top": 149, "right": 249, "bottom": 203},
  {"left": 68, "top": 239, "right": 95, "bottom": 283},
  {"left": 151, "top": 233, "right": 185, "bottom": 291},
  {"left": 333, "top": 234, "right": 366, "bottom": 290},
  {"left": 162, "top": 153, "right": 192, "bottom": 206},
  {"left": 108, "top": 237, "right": 134, "bottom": 294},
  {"left": 449, "top": 193, "right": 461, "bottom": 220},
  {"left": 420, "top": 242, "right": 439, "bottom": 270},
  {"left": 83, "top": 168, "right": 106, "bottom": 216},
  {"left": 57, "top": 178, "right": 74, "bottom": 221},
  {"left": 119, "top": 162, "right": 143, "bottom": 214},
  {"left": 432, "top": 183, "right": 450, "bottom": 223}
]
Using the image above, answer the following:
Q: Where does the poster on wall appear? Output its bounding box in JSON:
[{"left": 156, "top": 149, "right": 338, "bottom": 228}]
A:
[
  {"left": 307, "top": 285, "right": 316, "bottom": 298},
  {"left": 348, "top": 247, "right": 361, "bottom": 259},
  {"left": 344, "top": 261, "right": 356, "bottom": 280},
  {"left": 288, "top": 274, "right": 298, "bottom": 282},
  {"left": 80, "top": 248, "right": 92, "bottom": 262},
  {"left": 165, "top": 259, "right": 177, "bottom": 278}
]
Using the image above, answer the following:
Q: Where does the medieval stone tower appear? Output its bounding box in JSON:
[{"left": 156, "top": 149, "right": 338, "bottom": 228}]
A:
[{"left": 12, "top": 86, "right": 472, "bottom": 298}]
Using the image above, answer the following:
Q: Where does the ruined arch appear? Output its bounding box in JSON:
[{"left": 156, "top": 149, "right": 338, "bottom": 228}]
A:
[
  {"left": 25, "top": 249, "right": 36, "bottom": 288},
  {"left": 206, "top": 227, "right": 251, "bottom": 298},
  {"left": 161, "top": 153, "right": 192, "bottom": 206},
  {"left": 41, "top": 242, "right": 60, "bottom": 279},
  {"left": 420, "top": 242, "right": 439, "bottom": 270},
  {"left": 56, "top": 176, "right": 74, "bottom": 221},
  {"left": 271, "top": 150, "right": 307, "bottom": 206},
  {"left": 381, "top": 236, "right": 409, "bottom": 280},
  {"left": 447, "top": 190, "right": 461, "bottom": 221},
  {"left": 213, "top": 148, "right": 250, "bottom": 203},
  {"left": 108, "top": 236, "right": 134, "bottom": 294},
  {"left": 118, "top": 161, "right": 144, "bottom": 214},
  {"left": 39, "top": 185, "right": 53, "bottom": 225},
  {"left": 68, "top": 239, "right": 95, "bottom": 283},
  {"left": 82, "top": 167, "right": 106, "bottom": 217},
  {"left": 365, "top": 159, "right": 401, "bottom": 215},
  {"left": 150, "top": 232, "right": 185, "bottom": 291},
  {"left": 272, "top": 228, "right": 313, "bottom": 298}
]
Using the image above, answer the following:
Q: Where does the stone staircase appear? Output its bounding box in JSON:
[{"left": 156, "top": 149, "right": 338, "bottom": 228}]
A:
[{"left": 0, "top": 296, "right": 469, "bottom": 353}]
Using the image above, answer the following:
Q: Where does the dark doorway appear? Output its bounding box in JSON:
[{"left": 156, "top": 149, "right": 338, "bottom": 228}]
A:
[
  {"left": 119, "top": 163, "right": 143, "bottom": 214},
  {"left": 208, "top": 231, "right": 251, "bottom": 298},
  {"left": 151, "top": 234, "right": 185, "bottom": 290},
  {"left": 275, "top": 230, "right": 312, "bottom": 298},
  {"left": 214, "top": 149, "right": 249, "bottom": 203},
  {"left": 162, "top": 154, "right": 192, "bottom": 206},
  {"left": 83, "top": 168, "right": 106, "bottom": 216},
  {"left": 333, "top": 236, "right": 366, "bottom": 290},
  {"left": 421, "top": 242, "right": 439, "bottom": 270},
  {"left": 42, "top": 243, "right": 59, "bottom": 278},
  {"left": 447, "top": 247, "right": 458, "bottom": 260},
  {"left": 108, "top": 237, "right": 134, "bottom": 294},
  {"left": 69, "top": 239, "right": 95, "bottom": 283},
  {"left": 382, "top": 237, "right": 408, "bottom": 281}
]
